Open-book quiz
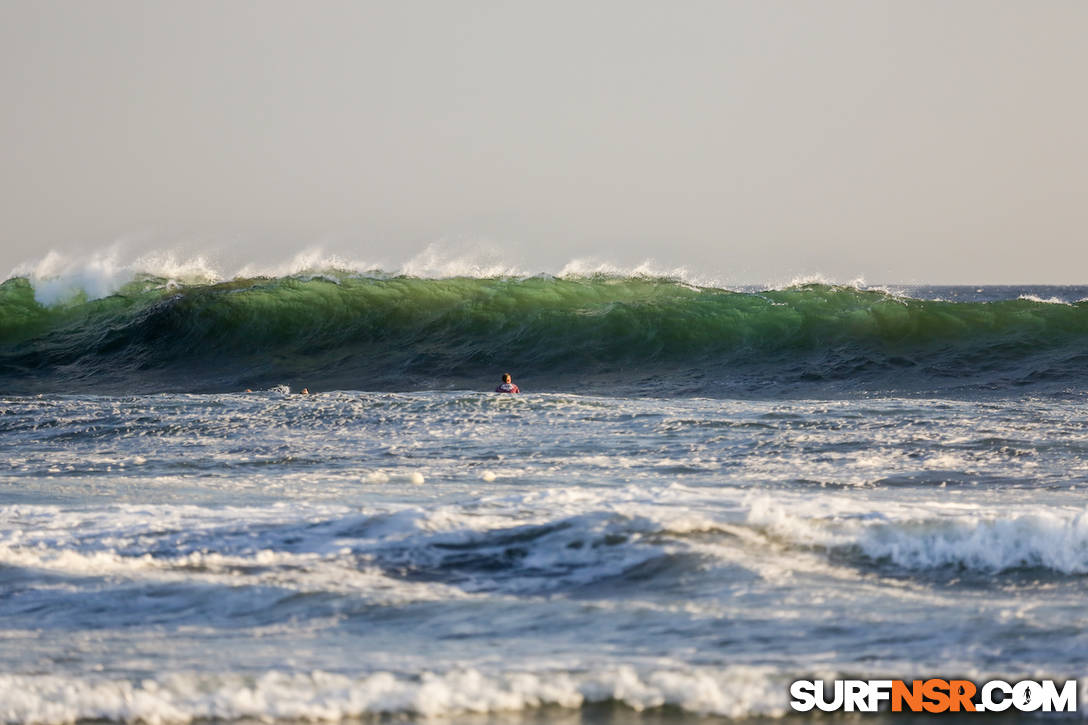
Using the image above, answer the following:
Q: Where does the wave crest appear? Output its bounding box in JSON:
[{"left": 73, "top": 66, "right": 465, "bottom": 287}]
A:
[{"left": 747, "top": 497, "right": 1088, "bottom": 576}]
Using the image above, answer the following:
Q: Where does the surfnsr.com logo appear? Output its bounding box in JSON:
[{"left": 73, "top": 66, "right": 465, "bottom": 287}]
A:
[{"left": 790, "top": 679, "right": 1077, "bottom": 713}]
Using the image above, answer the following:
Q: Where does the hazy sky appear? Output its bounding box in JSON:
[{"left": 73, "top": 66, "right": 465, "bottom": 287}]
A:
[{"left": 2, "top": 0, "right": 1086, "bottom": 283}]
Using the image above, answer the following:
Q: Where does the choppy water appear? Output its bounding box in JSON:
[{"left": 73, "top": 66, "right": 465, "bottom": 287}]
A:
[
  {"left": 3, "top": 275, "right": 1088, "bottom": 722},
  {"left": 3, "top": 387, "right": 1088, "bottom": 722}
]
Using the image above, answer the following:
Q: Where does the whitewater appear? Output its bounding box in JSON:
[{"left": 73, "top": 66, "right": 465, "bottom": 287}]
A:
[{"left": 1, "top": 253, "right": 1087, "bottom": 723}]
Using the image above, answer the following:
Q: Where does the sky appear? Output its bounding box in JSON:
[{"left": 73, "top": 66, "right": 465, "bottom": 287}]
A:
[{"left": 2, "top": 0, "right": 1086, "bottom": 284}]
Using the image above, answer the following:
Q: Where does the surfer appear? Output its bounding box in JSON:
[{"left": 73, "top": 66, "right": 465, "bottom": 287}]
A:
[{"left": 495, "top": 373, "right": 520, "bottom": 394}]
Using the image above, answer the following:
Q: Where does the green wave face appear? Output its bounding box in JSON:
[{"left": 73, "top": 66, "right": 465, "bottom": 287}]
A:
[{"left": 2, "top": 274, "right": 1087, "bottom": 395}]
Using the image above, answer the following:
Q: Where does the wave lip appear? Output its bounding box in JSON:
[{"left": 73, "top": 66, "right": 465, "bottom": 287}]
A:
[{"left": 10, "top": 250, "right": 222, "bottom": 307}]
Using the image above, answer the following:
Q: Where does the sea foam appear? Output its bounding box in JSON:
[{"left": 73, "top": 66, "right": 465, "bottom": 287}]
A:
[
  {"left": 10, "top": 249, "right": 221, "bottom": 306},
  {"left": 746, "top": 496, "right": 1088, "bottom": 575},
  {"left": 0, "top": 666, "right": 789, "bottom": 723}
]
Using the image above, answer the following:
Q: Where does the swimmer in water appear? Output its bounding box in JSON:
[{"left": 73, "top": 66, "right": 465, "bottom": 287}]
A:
[{"left": 495, "top": 373, "right": 520, "bottom": 394}]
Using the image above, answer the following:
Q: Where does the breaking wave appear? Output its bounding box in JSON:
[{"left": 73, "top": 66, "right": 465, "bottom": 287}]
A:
[{"left": 3, "top": 256, "right": 1088, "bottom": 395}]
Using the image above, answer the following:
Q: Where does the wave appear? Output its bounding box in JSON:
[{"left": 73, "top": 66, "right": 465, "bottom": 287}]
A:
[
  {"left": 8, "top": 666, "right": 1088, "bottom": 723},
  {"left": 746, "top": 497, "right": 1088, "bottom": 577},
  {"left": 4, "top": 494, "right": 1087, "bottom": 723},
  {"left": 0, "top": 500, "right": 705, "bottom": 613},
  {"left": 3, "top": 265, "right": 1088, "bottom": 394},
  {"left": 5, "top": 492, "right": 1085, "bottom": 632},
  {"left": 0, "top": 665, "right": 792, "bottom": 722}
]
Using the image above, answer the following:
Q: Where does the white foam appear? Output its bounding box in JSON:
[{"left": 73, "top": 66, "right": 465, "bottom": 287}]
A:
[
  {"left": 7, "top": 242, "right": 913, "bottom": 308},
  {"left": 856, "top": 510, "right": 1088, "bottom": 573},
  {"left": 556, "top": 257, "right": 712, "bottom": 287},
  {"left": 0, "top": 665, "right": 789, "bottom": 723},
  {"left": 8, "top": 664, "right": 1086, "bottom": 723},
  {"left": 8, "top": 465, "right": 1086, "bottom": 588},
  {"left": 0, "top": 488, "right": 732, "bottom": 602},
  {"left": 233, "top": 247, "right": 377, "bottom": 280},
  {"left": 763, "top": 272, "right": 840, "bottom": 291},
  {"left": 0, "top": 503, "right": 475, "bottom": 602},
  {"left": 6, "top": 244, "right": 742, "bottom": 306},
  {"left": 398, "top": 241, "right": 522, "bottom": 279},
  {"left": 774, "top": 274, "right": 886, "bottom": 294},
  {"left": 745, "top": 494, "right": 1088, "bottom": 574},
  {"left": 10, "top": 248, "right": 221, "bottom": 306},
  {"left": 1018, "top": 294, "right": 1070, "bottom": 305}
]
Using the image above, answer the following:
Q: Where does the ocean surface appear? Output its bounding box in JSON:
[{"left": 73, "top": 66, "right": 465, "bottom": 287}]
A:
[{"left": 2, "top": 269, "right": 1088, "bottom": 722}]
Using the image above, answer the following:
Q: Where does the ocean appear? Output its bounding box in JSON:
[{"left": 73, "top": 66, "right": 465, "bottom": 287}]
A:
[{"left": 1, "top": 268, "right": 1087, "bottom": 722}]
